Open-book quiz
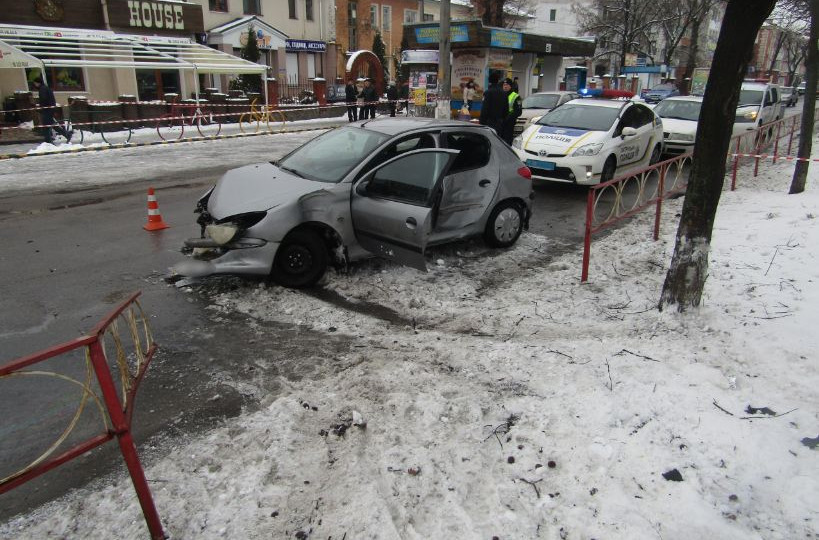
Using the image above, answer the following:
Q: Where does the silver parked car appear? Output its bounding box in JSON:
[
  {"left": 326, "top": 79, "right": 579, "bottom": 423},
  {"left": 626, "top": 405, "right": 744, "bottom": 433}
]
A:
[{"left": 175, "top": 118, "right": 534, "bottom": 288}]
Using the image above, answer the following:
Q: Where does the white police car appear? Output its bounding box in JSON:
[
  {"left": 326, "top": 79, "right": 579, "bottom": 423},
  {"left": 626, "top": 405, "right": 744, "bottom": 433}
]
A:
[{"left": 512, "top": 89, "right": 664, "bottom": 185}]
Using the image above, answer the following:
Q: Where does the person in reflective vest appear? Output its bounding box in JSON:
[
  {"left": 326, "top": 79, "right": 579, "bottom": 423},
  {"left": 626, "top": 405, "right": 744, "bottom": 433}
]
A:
[{"left": 501, "top": 78, "right": 522, "bottom": 145}]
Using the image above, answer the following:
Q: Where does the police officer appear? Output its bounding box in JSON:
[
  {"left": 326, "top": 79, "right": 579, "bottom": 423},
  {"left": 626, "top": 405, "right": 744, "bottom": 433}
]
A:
[{"left": 501, "top": 78, "right": 522, "bottom": 145}]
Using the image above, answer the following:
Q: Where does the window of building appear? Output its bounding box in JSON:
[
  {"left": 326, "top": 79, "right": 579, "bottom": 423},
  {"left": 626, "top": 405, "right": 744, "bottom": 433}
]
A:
[
  {"left": 423, "top": 13, "right": 433, "bottom": 21},
  {"left": 349, "top": 26, "right": 358, "bottom": 51},
  {"left": 289, "top": 0, "right": 297, "bottom": 19},
  {"left": 244, "top": 0, "right": 260, "bottom": 14},
  {"left": 382, "top": 5, "right": 391, "bottom": 31},
  {"left": 209, "top": 0, "right": 228, "bottom": 11},
  {"left": 404, "top": 9, "right": 417, "bottom": 23},
  {"left": 348, "top": 2, "right": 357, "bottom": 24},
  {"left": 286, "top": 52, "right": 299, "bottom": 83},
  {"left": 549, "top": 9, "right": 556, "bottom": 22},
  {"left": 307, "top": 55, "right": 316, "bottom": 79},
  {"left": 370, "top": 5, "right": 378, "bottom": 27},
  {"left": 306, "top": 0, "right": 313, "bottom": 21}
]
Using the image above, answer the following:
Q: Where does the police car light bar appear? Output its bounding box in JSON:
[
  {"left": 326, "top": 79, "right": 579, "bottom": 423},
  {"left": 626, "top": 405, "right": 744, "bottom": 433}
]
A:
[{"left": 578, "top": 88, "right": 635, "bottom": 99}]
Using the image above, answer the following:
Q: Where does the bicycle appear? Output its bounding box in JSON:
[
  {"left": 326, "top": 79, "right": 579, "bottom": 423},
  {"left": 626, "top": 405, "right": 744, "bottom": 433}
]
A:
[
  {"left": 51, "top": 108, "right": 85, "bottom": 145},
  {"left": 83, "top": 109, "right": 132, "bottom": 145},
  {"left": 156, "top": 100, "right": 222, "bottom": 141},
  {"left": 238, "top": 99, "right": 285, "bottom": 134}
]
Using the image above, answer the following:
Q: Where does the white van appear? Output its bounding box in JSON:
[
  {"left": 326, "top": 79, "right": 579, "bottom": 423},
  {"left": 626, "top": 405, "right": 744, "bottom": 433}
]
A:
[{"left": 732, "top": 81, "right": 784, "bottom": 138}]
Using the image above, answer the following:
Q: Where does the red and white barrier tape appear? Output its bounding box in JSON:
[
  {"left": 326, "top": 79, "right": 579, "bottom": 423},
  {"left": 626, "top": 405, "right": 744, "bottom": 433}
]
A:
[{"left": 731, "top": 153, "right": 819, "bottom": 162}]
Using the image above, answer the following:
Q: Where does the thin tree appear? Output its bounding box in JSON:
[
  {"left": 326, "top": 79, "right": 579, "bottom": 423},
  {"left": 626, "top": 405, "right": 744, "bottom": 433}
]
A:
[
  {"left": 657, "top": 0, "right": 717, "bottom": 72},
  {"left": 239, "top": 26, "right": 262, "bottom": 92},
  {"left": 372, "top": 31, "right": 388, "bottom": 82},
  {"left": 658, "top": 0, "right": 777, "bottom": 312},
  {"left": 470, "top": 0, "right": 536, "bottom": 28},
  {"left": 789, "top": 0, "right": 817, "bottom": 194}
]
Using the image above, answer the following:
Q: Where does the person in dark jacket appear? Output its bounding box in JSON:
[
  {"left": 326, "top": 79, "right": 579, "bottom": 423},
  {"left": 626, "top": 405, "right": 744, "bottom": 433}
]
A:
[
  {"left": 501, "top": 78, "right": 522, "bottom": 145},
  {"left": 358, "top": 79, "right": 377, "bottom": 120},
  {"left": 32, "top": 77, "right": 72, "bottom": 144},
  {"left": 386, "top": 81, "right": 399, "bottom": 117},
  {"left": 479, "top": 72, "right": 507, "bottom": 135},
  {"left": 345, "top": 78, "right": 358, "bottom": 122}
]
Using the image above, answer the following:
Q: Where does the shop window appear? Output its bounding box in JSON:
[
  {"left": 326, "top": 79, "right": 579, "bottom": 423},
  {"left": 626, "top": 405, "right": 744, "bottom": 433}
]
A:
[
  {"left": 47, "top": 67, "right": 85, "bottom": 92},
  {"left": 244, "top": 0, "right": 260, "bottom": 14},
  {"left": 289, "top": 0, "right": 297, "bottom": 19},
  {"left": 209, "top": 0, "right": 228, "bottom": 11},
  {"left": 306, "top": 0, "right": 313, "bottom": 21},
  {"left": 381, "top": 5, "right": 391, "bottom": 31},
  {"left": 136, "top": 69, "right": 180, "bottom": 101}
]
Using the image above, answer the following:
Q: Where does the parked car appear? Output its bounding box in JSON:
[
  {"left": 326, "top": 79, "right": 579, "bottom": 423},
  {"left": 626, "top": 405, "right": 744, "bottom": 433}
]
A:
[
  {"left": 797, "top": 81, "right": 806, "bottom": 95},
  {"left": 640, "top": 83, "right": 680, "bottom": 104},
  {"left": 781, "top": 86, "right": 798, "bottom": 107},
  {"left": 732, "top": 81, "right": 784, "bottom": 139},
  {"left": 512, "top": 97, "right": 664, "bottom": 185},
  {"left": 652, "top": 95, "right": 703, "bottom": 157},
  {"left": 174, "top": 118, "right": 534, "bottom": 288},
  {"left": 514, "top": 91, "right": 579, "bottom": 137}
]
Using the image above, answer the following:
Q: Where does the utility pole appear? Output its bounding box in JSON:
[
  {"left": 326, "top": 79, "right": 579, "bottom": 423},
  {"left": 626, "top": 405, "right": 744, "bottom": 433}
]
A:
[{"left": 436, "top": 0, "right": 451, "bottom": 119}]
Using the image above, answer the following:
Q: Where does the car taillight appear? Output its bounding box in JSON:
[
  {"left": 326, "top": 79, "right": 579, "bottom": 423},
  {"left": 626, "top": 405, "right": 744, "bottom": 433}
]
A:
[{"left": 517, "top": 166, "right": 532, "bottom": 180}]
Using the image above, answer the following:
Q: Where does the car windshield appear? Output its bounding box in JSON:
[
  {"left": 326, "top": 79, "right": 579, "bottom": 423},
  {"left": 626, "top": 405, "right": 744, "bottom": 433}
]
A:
[
  {"left": 738, "top": 89, "right": 764, "bottom": 107},
  {"left": 522, "top": 94, "right": 561, "bottom": 109},
  {"left": 276, "top": 127, "right": 390, "bottom": 183},
  {"left": 653, "top": 100, "right": 702, "bottom": 121},
  {"left": 649, "top": 84, "right": 675, "bottom": 92},
  {"left": 536, "top": 103, "right": 620, "bottom": 131}
]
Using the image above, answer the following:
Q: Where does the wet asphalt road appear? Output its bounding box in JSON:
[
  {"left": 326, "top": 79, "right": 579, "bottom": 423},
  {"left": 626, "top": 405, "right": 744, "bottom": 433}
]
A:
[{"left": 0, "top": 123, "right": 590, "bottom": 521}]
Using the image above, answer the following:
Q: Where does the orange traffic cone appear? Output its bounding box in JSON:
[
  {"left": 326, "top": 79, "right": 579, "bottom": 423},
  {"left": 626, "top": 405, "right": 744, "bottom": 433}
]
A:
[{"left": 143, "top": 187, "right": 170, "bottom": 231}]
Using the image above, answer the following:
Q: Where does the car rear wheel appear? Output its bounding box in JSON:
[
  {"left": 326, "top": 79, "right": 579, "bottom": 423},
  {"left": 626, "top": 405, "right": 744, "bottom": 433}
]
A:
[
  {"left": 601, "top": 156, "right": 617, "bottom": 183},
  {"left": 271, "top": 230, "right": 328, "bottom": 288},
  {"left": 484, "top": 201, "right": 524, "bottom": 248}
]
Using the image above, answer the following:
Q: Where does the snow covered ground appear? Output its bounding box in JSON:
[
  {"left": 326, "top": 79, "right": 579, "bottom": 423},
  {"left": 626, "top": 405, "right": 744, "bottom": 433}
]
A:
[{"left": 2, "top": 146, "right": 818, "bottom": 539}]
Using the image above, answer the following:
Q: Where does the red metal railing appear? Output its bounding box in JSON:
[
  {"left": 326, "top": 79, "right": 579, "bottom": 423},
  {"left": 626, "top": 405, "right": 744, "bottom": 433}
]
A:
[
  {"left": 0, "top": 291, "right": 164, "bottom": 539},
  {"left": 581, "top": 109, "right": 819, "bottom": 282}
]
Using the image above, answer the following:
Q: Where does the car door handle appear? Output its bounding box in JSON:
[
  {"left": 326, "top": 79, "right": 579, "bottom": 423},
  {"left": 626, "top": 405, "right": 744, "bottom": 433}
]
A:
[
  {"left": 479, "top": 179, "right": 491, "bottom": 187},
  {"left": 406, "top": 217, "right": 417, "bottom": 229}
]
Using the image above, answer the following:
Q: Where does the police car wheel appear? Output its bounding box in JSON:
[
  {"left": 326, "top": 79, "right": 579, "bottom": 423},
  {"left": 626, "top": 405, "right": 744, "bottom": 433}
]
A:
[
  {"left": 484, "top": 201, "right": 523, "bottom": 248},
  {"left": 601, "top": 157, "right": 617, "bottom": 183},
  {"left": 649, "top": 145, "right": 662, "bottom": 165}
]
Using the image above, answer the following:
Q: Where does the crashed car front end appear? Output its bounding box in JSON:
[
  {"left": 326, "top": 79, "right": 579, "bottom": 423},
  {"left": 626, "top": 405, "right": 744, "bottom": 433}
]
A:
[{"left": 176, "top": 188, "right": 281, "bottom": 277}]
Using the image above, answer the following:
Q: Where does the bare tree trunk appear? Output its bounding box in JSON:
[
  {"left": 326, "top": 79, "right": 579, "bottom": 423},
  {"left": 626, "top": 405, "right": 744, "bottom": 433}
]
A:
[
  {"left": 659, "top": 0, "right": 776, "bottom": 312},
  {"left": 789, "top": 0, "right": 818, "bottom": 194}
]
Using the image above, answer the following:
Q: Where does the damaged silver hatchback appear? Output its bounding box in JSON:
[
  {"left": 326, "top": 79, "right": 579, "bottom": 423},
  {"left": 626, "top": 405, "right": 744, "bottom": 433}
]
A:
[{"left": 174, "top": 117, "right": 534, "bottom": 288}]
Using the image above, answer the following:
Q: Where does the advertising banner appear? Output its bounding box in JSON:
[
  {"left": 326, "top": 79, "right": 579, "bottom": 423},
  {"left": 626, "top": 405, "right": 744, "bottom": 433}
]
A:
[{"left": 451, "top": 49, "right": 485, "bottom": 100}]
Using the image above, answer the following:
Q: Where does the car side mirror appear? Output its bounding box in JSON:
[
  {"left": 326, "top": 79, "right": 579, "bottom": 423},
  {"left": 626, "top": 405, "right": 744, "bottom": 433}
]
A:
[
  {"left": 355, "top": 179, "right": 370, "bottom": 196},
  {"left": 621, "top": 127, "right": 638, "bottom": 138}
]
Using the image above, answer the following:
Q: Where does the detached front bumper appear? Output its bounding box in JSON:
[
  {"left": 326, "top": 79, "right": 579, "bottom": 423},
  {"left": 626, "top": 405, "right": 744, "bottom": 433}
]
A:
[{"left": 172, "top": 237, "right": 280, "bottom": 277}]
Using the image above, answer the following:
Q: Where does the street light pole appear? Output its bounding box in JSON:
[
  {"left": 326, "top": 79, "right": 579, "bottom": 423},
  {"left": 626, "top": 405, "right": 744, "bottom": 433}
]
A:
[{"left": 436, "top": 0, "right": 451, "bottom": 119}]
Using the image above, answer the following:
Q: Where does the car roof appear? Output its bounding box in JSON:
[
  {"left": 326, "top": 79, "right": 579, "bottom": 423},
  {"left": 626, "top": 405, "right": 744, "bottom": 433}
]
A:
[
  {"left": 662, "top": 95, "right": 703, "bottom": 102},
  {"left": 529, "top": 91, "right": 577, "bottom": 96},
  {"left": 741, "top": 81, "right": 774, "bottom": 90},
  {"left": 351, "top": 117, "right": 492, "bottom": 136},
  {"left": 569, "top": 98, "right": 633, "bottom": 109}
]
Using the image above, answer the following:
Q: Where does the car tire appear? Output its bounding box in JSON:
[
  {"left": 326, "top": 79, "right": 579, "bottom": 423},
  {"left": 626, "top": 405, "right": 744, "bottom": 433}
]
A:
[
  {"left": 601, "top": 156, "right": 617, "bottom": 183},
  {"left": 271, "top": 230, "right": 328, "bottom": 288},
  {"left": 649, "top": 144, "right": 662, "bottom": 165},
  {"left": 484, "top": 201, "right": 524, "bottom": 248}
]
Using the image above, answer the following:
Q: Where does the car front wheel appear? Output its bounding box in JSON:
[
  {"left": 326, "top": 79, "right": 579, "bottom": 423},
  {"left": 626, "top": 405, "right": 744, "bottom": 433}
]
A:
[
  {"left": 271, "top": 230, "right": 328, "bottom": 288},
  {"left": 484, "top": 201, "right": 524, "bottom": 248},
  {"left": 649, "top": 144, "right": 662, "bottom": 165},
  {"left": 601, "top": 156, "right": 617, "bottom": 183}
]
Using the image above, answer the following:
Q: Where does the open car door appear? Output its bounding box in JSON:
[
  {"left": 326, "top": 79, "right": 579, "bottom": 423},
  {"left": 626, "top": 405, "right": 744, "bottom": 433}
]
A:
[{"left": 351, "top": 149, "right": 459, "bottom": 271}]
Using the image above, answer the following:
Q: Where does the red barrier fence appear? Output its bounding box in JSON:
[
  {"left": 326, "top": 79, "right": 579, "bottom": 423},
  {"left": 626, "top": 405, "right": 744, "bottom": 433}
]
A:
[
  {"left": 581, "top": 110, "right": 819, "bottom": 283},
  {"left": 0, "top": 291, "right": 164, "bottom": 539}
]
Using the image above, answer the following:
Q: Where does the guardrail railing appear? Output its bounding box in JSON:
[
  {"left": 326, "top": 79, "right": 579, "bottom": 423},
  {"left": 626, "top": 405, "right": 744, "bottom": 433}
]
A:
[{"left": 0, "top": 291, "right": 164, "bottom": 540}]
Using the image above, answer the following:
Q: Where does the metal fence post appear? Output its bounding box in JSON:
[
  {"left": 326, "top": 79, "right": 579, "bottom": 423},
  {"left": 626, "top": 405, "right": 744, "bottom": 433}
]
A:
[
  {"left": 86, "top": 340, "right": 165, "bottom": 540},
  {"left": 581, "top": 188, "right": 594, "bottom": 283},
  {"left": 654, "top": 163, "right": 667, "bottom": 241}
]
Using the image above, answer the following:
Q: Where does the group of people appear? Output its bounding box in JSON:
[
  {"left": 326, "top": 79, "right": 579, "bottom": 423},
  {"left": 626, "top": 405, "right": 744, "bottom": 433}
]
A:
[
  {"left": 345, "top": 78, "right": 401, "bottom": 122},
  {"left": 478, "top": 72, "right": 522, "bottom": 145}
]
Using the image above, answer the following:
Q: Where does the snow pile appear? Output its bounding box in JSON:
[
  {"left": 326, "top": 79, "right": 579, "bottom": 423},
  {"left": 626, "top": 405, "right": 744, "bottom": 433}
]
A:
[{"left": 2, "top": 160, "right": 818, "bottom": 539}]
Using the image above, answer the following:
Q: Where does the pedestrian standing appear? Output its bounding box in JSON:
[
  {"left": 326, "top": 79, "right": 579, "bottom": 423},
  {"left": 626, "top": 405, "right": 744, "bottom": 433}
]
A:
[
  {"left": 386, "top": 81, "right": 399, "bottom": 117},
  {"left": 501, "top": 78, "right": 522, "bottom": 145},
  {"left": 345, "top": 78, "right": 358, "bottom": 122},
  {"left": 479, "top": 72, "right": 508, "bottom": 135},
  {"left": 359, "top": 79, "right": 377, "bottom": 120},
  {"left": 463, "top": 81, "right": 476, "bottom": 111},
  {"left": 31, "top": 77, "right": 72, "bottom": 144}
]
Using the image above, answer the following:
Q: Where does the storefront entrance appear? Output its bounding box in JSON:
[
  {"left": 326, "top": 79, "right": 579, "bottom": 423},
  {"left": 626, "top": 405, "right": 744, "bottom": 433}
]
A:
[{"left": 136, "top": 70, "right": 181, "bottom": 101}]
